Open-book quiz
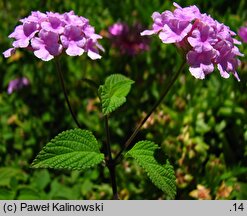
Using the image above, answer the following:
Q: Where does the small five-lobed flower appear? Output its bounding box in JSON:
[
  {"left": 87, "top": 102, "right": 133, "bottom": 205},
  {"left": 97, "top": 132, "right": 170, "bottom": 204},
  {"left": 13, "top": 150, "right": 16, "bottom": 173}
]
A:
[
  {"left": 141, "top": 2, "right": 244, "bottom": 81},
  {"left": 3, "top": 11, "right": 104, "bottom": 61}
]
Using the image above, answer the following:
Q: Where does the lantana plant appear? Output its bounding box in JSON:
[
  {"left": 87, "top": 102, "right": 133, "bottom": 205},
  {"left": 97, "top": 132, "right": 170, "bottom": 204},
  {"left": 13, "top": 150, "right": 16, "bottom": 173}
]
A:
[
  {"left": 7, "top": 77, "right": 29, "bottom": 94},
  {"left": 108, "top": 22, "right": 150, "bottom": 55},
  {"left": 3, "top": 3, "right": 243, "bottom": 199},
  {"left": 238, "top": 24, "right": 247, "bottom": 43}
]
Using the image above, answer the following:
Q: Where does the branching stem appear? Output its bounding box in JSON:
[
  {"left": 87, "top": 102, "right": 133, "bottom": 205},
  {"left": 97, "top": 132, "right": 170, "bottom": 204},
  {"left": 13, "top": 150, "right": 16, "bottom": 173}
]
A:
[
  {"left": 114, "top": 60, "right": 186, "bottom": 164},
  {"left": 104, "top": 115, "right": 119, "bottom": 199}
]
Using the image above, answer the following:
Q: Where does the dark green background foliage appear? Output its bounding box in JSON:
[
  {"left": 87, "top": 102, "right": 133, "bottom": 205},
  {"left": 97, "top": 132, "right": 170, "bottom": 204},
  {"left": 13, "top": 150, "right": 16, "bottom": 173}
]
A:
[{"left": 0, "top": 0, "right": 247, "bottom": 199}]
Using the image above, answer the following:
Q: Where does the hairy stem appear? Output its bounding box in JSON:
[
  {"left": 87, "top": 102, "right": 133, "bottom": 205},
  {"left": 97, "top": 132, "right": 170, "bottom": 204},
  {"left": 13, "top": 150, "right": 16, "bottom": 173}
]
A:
[
  {"left": 114, "top": 60, "right": 186, "bottom": 164},
  {"left": 104, "top": 115, "right": 119, "bottom": 199},
  {"left": 54, "top": 58, "right": 81, "bottom": 128}
]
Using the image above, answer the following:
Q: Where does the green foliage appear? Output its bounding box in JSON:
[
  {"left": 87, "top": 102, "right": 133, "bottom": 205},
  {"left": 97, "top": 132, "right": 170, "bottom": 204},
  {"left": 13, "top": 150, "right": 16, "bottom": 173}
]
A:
[
  {"left": 99, "top": 74, "right": 134, "bottom": 115},
  {"left": 0, "top": 167, "right": 27, "bottom": 188},
  {"left": 32, "top": 129, "right": 104, "bottom": 170},
  {"left": 126, "top": 141, "right": 176, "bottom": 199}
]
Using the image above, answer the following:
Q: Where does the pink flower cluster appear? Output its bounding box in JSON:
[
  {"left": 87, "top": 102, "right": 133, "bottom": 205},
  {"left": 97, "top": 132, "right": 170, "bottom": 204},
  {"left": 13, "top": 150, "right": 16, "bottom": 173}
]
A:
[
  {"left": 108, "top": 22, "right": 150, "bottom": 55},
  {"left": 141, "top": 2, "right": 243, "bottom": 81},
  {"left": 7, "top": 77, "right": 29, "bottom": 94},
  {"left": 3, "top": 11, "right": 103, "bottom": 61},
  {"left": 238, "top": 25, "right": 247, "bottom": 43}
]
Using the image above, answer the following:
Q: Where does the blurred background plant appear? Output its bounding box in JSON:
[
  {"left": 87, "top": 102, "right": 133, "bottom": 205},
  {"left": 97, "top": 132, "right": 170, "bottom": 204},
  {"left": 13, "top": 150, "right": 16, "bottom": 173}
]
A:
[{"left": 0, "top": 0, "right": 246, "bottom": 199}]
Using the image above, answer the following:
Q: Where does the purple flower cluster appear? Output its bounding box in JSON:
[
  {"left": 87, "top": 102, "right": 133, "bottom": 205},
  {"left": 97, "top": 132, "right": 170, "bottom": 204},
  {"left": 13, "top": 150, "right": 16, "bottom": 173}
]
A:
[
  {"left": 108, "top": 22, "right": 150, "bottom": 55},
  {"left": 3, "top": 11, "right": 103, "bottom": 61},
  {"left": 238, "top": 25, "right": 247, "bottom": 43},
  {"left": 141, "top": 2, "right": 243, "bottom": 81},
  {"left": 7, "top": 77, "right": 29, "bottom": 94}
]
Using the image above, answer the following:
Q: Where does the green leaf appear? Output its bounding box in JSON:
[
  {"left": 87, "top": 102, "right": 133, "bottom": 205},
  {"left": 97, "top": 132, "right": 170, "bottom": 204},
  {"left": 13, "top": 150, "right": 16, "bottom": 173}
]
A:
[
  {"left": 126, "top": 140, "right": 176, "bottom": 199},
  {"left": 17, "top": 187, "right": 41, "bottom": 200},
  {"left": 31, "top": 170, "right": 50, "bottom": 190},
  {"left": 99, "top": 74, "right": 134, "bottom": 115},
  {"left": 0, "top": 187, "right": 15, "bottom": 200},
  {"left": 31, "top": 129, "right": 104, "bottom": 170},
  {"left": 0, "top": 167, "right": 27, "bottom": 188},
  {"left": 49, "top": 179, "right": 80, "bottom": 199}
]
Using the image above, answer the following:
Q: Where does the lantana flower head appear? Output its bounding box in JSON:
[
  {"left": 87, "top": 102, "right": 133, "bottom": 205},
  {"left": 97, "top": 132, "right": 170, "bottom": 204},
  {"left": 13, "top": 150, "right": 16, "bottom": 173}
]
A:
[
  {"left": 141, "top": 2, "right": 243, "bottom": 81},
  {"left": 108, "top": 22, "right": 150, "bottom": 56},
  {"left": 238, "top": 24, "right": 247, "bottom": 43},
  {"left": 7, "top": 77, "right": 29, "bottom": 94},
  {"left": 3, "top": 11, "right": 103, "bottom": 61}
]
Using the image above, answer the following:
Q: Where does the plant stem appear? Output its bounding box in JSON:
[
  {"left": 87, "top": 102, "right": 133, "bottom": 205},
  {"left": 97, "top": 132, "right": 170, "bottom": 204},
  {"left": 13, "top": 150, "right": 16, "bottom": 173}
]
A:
[
  {"left": 104, "top": 115, "right": 119, "bottom": 199},
  {"left": 54, "top": 58, "right": 81, "bottom": 128},
  {"left": 114, "top": 60, "right": 186, "bottom": 164}
]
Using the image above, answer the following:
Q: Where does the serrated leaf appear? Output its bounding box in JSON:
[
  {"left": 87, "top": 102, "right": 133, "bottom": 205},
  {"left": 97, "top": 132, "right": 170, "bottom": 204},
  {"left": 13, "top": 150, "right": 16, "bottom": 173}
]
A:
[
  {"left": 31, "top": 129, "right": 104, "bottom": 170},
  {"left": 126, "top": 140, "right": 176, "bottom": 199},
  {"left": 99, "top": 74, "right": 134, "bottom": 115}
]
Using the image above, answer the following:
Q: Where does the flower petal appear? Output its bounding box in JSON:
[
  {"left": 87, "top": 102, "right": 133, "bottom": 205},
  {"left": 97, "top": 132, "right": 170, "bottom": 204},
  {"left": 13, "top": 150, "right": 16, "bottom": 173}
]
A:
[
  {"left": 66, "top": 42, "right": 84, "bottom": 56},
  {"left": 3, "top": 48, "right": 16, "bottom": 58},
  {"left": 87, "top": 50, "right": 101, "bottom": 60}
]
